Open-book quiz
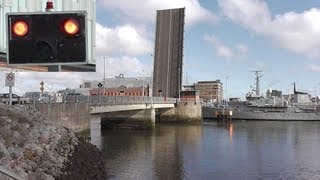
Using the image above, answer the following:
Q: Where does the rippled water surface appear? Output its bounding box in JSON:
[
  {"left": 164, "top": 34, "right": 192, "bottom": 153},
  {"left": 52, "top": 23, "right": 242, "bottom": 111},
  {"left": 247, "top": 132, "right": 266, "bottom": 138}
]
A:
[{"left": 90, "top": 120, "right": 320, "bottom": 179}]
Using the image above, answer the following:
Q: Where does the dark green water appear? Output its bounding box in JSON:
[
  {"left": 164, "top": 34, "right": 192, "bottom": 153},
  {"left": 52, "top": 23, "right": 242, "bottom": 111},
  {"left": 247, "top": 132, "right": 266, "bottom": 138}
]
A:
[{"left": 90, "top": 120, "right": 320, "bottom": 179}]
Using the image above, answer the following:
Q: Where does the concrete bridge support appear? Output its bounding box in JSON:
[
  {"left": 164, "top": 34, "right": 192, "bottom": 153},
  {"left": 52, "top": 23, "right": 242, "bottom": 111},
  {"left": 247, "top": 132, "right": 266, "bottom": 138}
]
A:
[
  {"left": 158, "top": 102, "right": 202, "bottom": 124},
  {"left": 35, "top": 103, "right": 90, "bottom": 133},
  {"left": 100, "top": 108, "right": 156, "bottom": 130}
]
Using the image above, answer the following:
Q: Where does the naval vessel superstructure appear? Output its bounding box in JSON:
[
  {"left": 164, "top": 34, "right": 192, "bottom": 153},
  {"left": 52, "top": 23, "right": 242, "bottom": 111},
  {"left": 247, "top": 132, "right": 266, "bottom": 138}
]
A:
[{"left": 203, "top": 71, "right": 320, "bottom": 120}]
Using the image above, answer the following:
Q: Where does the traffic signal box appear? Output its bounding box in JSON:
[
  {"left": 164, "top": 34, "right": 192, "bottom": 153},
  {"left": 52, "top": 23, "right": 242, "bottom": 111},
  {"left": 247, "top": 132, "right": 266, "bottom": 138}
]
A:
[{"left": 7, "top": 11, "right": 87, "bottom": 65}]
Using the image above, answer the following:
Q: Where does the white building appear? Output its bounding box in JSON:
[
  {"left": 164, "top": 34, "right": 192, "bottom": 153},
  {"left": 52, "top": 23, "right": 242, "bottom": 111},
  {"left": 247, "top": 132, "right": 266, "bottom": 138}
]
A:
[
  {"left": 0, "top": 0, "right": 96, "bottom": 64},
  {"left": 81, "top": 75, "right": 153, "bottom": 89}
]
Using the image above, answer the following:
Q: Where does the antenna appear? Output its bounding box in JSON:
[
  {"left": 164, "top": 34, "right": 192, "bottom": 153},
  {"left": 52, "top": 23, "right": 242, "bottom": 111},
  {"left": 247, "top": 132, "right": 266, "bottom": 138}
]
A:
[{"left": 251, "top": 70, "right": 263, "bottom": 96}]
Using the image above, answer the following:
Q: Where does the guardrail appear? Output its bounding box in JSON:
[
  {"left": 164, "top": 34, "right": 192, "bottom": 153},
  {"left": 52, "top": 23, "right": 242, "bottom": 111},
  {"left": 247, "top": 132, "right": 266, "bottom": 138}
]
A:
[{"left": 30, "top": 95, "right": 178, "bottom": 105}]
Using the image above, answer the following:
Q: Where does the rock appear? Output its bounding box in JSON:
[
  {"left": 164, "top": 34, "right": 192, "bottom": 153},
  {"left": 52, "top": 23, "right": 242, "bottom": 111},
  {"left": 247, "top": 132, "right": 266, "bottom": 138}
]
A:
[
  {"left": 55, "top": 138, "right": 107, "bottom": 180},
  {"left": 0, "top": 104, "right": 106, "bottom": 179}
]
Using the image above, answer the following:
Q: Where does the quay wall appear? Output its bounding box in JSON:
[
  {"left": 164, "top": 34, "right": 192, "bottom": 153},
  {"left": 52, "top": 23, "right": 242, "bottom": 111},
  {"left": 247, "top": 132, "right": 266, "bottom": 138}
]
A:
[{"left": 35, "top": 103, "right": 90, "bottom": 133}]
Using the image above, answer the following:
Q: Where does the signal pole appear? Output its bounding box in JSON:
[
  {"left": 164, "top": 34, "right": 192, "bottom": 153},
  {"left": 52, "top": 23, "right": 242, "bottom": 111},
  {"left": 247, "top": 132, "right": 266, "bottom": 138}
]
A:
[{"left": 103, "top": 56, "right": 106, "bottom": 95}]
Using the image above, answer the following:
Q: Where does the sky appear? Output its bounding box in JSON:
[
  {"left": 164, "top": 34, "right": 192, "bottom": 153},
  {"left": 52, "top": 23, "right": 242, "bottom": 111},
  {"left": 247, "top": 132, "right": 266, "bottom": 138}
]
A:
[{"left": 2, "top": 0, "right": 320, "bottom": 99}]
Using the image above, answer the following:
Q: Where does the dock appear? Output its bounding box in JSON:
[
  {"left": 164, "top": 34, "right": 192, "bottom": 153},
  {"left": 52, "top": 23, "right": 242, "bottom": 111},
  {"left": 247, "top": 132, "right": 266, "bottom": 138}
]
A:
[{"left": 215, "top": 109, "right": 233, "bottom": 123}]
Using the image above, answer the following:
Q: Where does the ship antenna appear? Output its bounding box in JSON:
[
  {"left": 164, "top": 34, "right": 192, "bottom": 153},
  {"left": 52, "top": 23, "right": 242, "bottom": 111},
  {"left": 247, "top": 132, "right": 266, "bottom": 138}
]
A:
[{"left": 252, "top": 70, "right": 263, "bottom": 96}]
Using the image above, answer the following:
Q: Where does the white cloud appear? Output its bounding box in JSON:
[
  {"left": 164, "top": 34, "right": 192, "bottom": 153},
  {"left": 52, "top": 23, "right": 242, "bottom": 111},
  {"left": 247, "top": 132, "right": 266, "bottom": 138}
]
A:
[
  {"left": 96, "top": 23, "right": 153, "bottom": 57},
  {"left": 236, "top": 44, "right": 249, "bottom": 54},
  {"left": 217, "top": 0, "right": 271, "bottom": 31},
  {"left": 218, "top": 0, "right": 320, "bottom": 59},
  {"left": 98, "top": 56, "right": 152, "bottom": 77},
  {"left": 99, "top": 0, "right": 218, "bottom": 26},
  {"left": 204, "top": 34, "right": 248, "bottom": 60},
  {"left": 306, "top": 64, "right": 320, "bottom": 73}
]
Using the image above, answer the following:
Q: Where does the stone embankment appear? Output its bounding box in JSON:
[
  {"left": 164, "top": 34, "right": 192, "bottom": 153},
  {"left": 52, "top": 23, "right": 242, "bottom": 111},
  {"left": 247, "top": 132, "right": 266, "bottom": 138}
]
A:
[{"left": 0, "top": 104, "right": 106, "bottom": 179}]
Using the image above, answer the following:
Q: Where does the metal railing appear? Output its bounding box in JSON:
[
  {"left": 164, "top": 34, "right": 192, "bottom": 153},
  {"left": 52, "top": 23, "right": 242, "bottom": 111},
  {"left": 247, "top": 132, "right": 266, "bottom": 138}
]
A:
[{"left": 30, "top": 95, "right": 178, "bottom": 105}]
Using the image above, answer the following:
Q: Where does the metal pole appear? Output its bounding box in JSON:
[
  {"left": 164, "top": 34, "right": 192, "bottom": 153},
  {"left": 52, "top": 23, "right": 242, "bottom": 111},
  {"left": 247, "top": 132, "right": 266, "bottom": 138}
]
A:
[
  {"left": 33, "top": 94, "right": 36, "bottom": 109},
  {"left": 103, "top": 56, "right": 106, "bottom": 94},
  {"left": 99, "top": 87, "right": 101, "bottom": 103},
  {"left": 9, "top": 86, "right": 12, "bottom": 105},
  {"left": 142, "top": 72, "right": 144, "bottom": 97},
  {"left": 178, "top": 68, "right": 180, "bottom": 102}
]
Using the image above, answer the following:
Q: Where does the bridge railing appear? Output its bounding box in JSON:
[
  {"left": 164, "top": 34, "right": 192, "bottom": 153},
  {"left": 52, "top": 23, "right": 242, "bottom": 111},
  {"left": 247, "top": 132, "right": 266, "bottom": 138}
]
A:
[
  {"left": 31, "top": 95, "right": 177, "bottom": 105},
  {"left": 88, "top": 96, "right": 177, "bottom": 105}
]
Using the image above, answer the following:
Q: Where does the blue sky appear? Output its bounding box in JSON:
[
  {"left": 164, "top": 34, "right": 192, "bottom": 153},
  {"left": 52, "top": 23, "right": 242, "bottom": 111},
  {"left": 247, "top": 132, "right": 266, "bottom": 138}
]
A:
[
  {"left": 2, "top": 0, "right": 320, "bottom": 99},
  {"left": 95, "top": 0, "right": 320, "bottom": 99}
]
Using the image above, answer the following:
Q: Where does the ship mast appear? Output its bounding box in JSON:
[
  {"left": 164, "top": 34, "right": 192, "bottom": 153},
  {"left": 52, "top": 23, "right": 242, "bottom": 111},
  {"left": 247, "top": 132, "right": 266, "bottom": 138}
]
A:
[{"left": 252, "top": 70, "right": 263, "bottom": 96}]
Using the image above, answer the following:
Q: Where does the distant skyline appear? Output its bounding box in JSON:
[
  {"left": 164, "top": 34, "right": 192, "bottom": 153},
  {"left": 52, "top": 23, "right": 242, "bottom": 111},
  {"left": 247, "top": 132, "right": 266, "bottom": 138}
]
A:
[{"left": 2, "top": 0, "right": 320, "bottom": 99}]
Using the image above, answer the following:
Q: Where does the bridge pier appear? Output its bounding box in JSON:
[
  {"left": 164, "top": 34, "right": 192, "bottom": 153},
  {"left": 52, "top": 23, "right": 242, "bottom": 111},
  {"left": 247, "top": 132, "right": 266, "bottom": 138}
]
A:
[
  {"left": 158, "top": 101, "right": 202, "bottom": 124},
  {"left": 100, "top": 108, "right": 156, "bottom": 130}
]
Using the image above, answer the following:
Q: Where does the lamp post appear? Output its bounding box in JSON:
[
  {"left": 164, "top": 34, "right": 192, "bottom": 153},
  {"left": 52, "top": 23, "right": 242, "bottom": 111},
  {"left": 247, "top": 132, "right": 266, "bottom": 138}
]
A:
[
  {"left": 178, "top": 67, "right": 181, "bottom": 102},
  {"left": 142, "top": 70, "right": 144, "bottom": 97},
  {"left": 103, "top": 56, "right": 106, "bottom": 95},
  {"left": 225, "top": 75, "right": 230, "bottom": 107}
]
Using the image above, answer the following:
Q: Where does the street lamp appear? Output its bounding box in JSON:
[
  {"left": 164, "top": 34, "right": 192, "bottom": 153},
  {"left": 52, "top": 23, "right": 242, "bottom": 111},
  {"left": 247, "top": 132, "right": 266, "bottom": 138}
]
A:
[
  {"left": 178, "top": 67, "right": 181, "bottom": 102},
  {"left": 224, "top": 75, "right": 230, "bottom": 108},
  {"left": 103, "top": 56, "right": 106, "bottom": 95},
  {"left": 142, "top": 69, "right": 144, "bottom": 97}
]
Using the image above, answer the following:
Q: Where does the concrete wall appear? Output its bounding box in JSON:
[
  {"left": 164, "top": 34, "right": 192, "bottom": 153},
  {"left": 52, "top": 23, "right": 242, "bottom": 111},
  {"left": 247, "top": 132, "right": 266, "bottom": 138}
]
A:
[
  {"left": 100, "top": 108, "right": 155, "bottom": 130},
  {"left": 35, "top": 103, "right": 90, "bottom": 133},
  {"left": 159, "top": 102, "right": 202, "bottom": 124}
]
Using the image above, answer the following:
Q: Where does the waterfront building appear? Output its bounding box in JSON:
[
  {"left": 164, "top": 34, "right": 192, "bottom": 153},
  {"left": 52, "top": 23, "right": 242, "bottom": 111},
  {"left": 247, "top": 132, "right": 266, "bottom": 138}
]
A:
[
  {"left": 152, "top": 8, "right": 185, "bottom": 98},
  {"left": 80, "top": 74, "right": 152, "bottom": 97},
  {"left": 195, "top": 80, "right": 223, "bottom": 102},
  {"left": 183, "top": 84, "right": 196, "bottom": 91}
]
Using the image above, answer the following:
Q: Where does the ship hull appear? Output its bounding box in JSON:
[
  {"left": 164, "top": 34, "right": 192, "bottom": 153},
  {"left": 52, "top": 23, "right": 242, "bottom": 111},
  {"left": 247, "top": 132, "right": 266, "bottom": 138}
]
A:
[{"left": 202, "top": 107, "right": 320, "bottom": 121}]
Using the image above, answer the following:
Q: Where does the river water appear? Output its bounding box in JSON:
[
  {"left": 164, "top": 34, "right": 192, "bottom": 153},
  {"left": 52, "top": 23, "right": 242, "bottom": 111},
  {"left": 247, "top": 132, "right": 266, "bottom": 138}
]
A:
[{"left": 90, "top": 119, "right": 320, "bottom": 180}]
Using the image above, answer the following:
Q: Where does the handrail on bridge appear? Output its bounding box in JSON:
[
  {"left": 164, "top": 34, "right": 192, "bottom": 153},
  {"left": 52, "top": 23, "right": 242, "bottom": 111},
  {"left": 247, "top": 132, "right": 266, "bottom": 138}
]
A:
[{"left": 30, "top": 95, "right": 178, "bottom": 105}]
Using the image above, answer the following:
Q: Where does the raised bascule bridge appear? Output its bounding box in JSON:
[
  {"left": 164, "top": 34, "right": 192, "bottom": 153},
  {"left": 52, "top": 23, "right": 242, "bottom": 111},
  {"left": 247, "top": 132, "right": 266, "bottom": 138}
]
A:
[{"left": 29, "top": 95, "right": 202, "bottom": 132}]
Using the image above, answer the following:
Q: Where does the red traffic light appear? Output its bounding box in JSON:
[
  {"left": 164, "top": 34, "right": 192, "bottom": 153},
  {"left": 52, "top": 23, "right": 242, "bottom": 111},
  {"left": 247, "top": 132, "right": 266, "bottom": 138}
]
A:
[
  {"left": 12, "top": 20, "right": 29, "bottom": 37},
  {"left": 7, "top": 12, "right": 87, "bottom": 65},
  {"left": 62, "top": 18, "right": 79, "bottom": 36}
]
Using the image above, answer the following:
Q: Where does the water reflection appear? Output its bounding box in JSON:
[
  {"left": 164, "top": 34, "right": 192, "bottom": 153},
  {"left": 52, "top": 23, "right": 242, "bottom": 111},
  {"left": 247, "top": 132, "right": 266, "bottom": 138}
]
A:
[
  {"left": 90, "top": 120, "right": 320, "bottom": 179},
  {"left": 152, "top": 125, "right": 185, "bottom": 179},
  {"left": 229, "top": 123, "right": 233, "bottom": 143}
]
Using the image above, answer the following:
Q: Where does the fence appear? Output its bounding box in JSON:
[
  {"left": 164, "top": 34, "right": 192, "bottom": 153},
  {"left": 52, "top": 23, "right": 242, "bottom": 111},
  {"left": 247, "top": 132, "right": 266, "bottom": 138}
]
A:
[{"left": 31, "top": 95, "right": 177, "bottom": 105}]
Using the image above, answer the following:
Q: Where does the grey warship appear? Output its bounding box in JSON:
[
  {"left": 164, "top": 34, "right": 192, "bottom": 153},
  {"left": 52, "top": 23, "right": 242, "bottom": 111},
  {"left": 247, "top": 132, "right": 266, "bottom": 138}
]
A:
[{"left": 203, "top": 71, "right": 320, "bottom": 120}]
